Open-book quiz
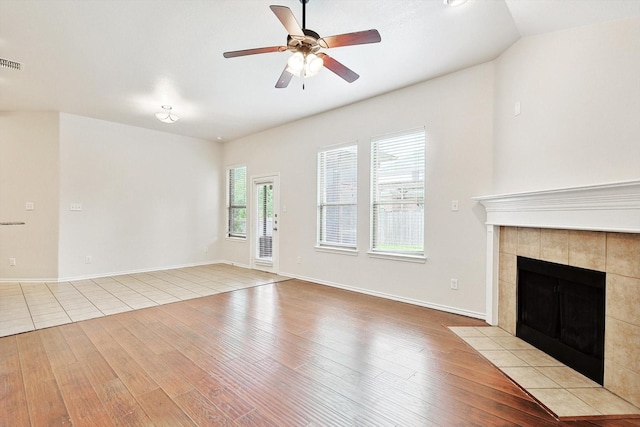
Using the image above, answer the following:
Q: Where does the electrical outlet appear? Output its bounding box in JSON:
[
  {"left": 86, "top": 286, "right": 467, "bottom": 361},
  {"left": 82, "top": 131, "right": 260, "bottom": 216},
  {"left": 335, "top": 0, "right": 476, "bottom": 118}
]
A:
[
  {"left": 296, "top": 256, "right": 301, "bottom": 264},
  {"left": 70, "top": 203, "right": 83, "bottom": 211},
  {"left": 9, "top": 258, "right": 16, "bottom": 266},
  {"left": 26, "top": 202, "right": 35, "bottom": 211},
  {"left": 85, "top": 255, "right": 92, "bottom": 264},
  {"left": 450, "top": 278, "right": 458, "bottom": 290},
  {"left": 451, "top": 200, "right": 459, "bottom": 211}
]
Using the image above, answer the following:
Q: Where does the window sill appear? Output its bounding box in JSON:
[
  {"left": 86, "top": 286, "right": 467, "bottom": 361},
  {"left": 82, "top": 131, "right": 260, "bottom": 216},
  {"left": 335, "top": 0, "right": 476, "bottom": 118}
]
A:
[
  {"left": 226, "top": 236, "right": 246, "bottom": 242},
  {"left": 315, "top": 245, "right": 359, "bottom": 256},
  {"left": 367, "top": 251, "right": 427, "bottom": 263}
]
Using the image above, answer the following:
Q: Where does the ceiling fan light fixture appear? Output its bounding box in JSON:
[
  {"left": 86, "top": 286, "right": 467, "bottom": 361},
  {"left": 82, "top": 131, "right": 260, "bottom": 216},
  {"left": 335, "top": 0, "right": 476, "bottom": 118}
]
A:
[
  {"left": 286, "top": 52, "right": 324, "bottom": 78},
  {"left": 305, "top": 53, "right": 324, "bottom": 76},
  {"left": 443, "top": 0, "right": 468, "bottom": 6},
  {"left": 155, "top": 105, "right": 179, "bottom": 124},
  {"left": 287, "top": 51, "right": 305, "bottom": 74}
]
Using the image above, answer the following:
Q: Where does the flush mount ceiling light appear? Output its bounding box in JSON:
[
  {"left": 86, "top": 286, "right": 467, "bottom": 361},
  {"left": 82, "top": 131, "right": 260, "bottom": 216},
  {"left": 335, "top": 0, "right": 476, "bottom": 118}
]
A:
[
  {"left": 443, "top": 0, "right": 468, "bottom": 6},
  {"left": 155, "top": 105, "right": 179, "bottom": 123}
]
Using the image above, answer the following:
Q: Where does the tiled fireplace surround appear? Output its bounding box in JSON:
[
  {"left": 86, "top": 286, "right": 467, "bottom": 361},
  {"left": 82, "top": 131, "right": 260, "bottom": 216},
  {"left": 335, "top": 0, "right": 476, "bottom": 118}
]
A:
[{"left": 474, "top": 180, "right": 640, "bottom": 409}]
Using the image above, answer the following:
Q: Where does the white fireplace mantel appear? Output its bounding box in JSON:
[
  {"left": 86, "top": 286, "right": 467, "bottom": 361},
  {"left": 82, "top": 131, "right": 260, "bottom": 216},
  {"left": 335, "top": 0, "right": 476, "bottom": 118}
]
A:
[
  {"left": 472, "top": 179, "right": 640, "bottom": 324},
  {"left": 473, "top": 179, "right": 640, "bottom": 234}
]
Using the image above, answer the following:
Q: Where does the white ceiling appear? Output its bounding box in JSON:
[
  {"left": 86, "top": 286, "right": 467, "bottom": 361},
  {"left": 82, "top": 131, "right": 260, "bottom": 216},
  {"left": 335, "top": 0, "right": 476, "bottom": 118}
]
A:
[{"left": 1, "top": 0, "right": 639, "bottom": 142}]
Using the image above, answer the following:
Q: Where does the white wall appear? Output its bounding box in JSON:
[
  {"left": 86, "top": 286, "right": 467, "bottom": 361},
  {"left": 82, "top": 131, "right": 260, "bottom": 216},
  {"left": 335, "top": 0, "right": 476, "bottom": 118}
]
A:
[
  {"left": 0, "top": 112, "right": 60, "bottom": 280},
  {"left": 222, "top": 63, "right": 495, "bottom": 317},
  {"left": 58, "top": 114, "right": 223, "bottom": 280},
  {"left": 493, "top": 17, "right": 640, "bottom": 194}
]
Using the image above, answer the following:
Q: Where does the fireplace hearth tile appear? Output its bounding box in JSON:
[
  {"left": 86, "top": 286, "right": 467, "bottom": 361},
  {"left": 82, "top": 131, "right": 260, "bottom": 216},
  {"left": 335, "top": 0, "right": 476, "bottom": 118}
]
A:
[
  {"left": 458, "top": 336, "right": 504, "bottom": 350},
  {"left": 479, "top": 350, "right": 528, "bottom": 367},
  {"left": 476, "top": 326, "right": 512, "bottom": 337},
  {"left": 447, "top": 326, "right": 485, "bottom": 337},
  {"left": 527, "top": 388, "right": 601, "bottom": 418},
  {"left": 512, "top": 349, "right": 564, "bottom": 367},
  {"left": 569, "top": 388, "right": 640, "bottom": 415},
  {"left": 502, "top": 366, "right": 562, "bottom": 388},
  {"left": 536, "top": 366, "right": 600, "bottom": 388},
  {"left": 491, "top": 336, "right": 536, "bottom": 351},
  {"left": 450, "top": 326, "right": 640, "bottom": 419}
]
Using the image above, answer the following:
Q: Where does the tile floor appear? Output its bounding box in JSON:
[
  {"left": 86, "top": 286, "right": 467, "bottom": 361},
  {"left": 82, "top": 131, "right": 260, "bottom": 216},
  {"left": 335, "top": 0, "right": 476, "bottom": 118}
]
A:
[
  {"left": 449, "top": 326, "right": 640, "bottom": 420},
  {"left": 0, "top": 263, "right": 289, "bottom": 338}
]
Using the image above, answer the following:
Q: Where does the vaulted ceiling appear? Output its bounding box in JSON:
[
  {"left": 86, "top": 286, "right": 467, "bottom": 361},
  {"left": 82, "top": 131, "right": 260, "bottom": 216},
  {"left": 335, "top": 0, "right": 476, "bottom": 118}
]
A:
[{"left": 1, "top": 0, "right": 639, "bottom": 141}]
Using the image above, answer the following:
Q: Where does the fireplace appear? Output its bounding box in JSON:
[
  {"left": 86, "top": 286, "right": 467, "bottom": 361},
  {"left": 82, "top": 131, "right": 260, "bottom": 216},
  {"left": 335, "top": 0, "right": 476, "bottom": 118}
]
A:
[
  {"left": 517, "top": 256, "right": 605, "bottom": 384},
  {"left": 473, "top": 180, "right": 640, "bottom": 408}
]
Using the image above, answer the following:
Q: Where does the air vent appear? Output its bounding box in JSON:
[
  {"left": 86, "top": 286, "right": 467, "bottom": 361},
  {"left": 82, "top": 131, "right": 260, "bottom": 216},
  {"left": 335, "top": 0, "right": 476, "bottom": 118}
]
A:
[{"left": 0, "top": 58, "right": 21, "bottom": 70}]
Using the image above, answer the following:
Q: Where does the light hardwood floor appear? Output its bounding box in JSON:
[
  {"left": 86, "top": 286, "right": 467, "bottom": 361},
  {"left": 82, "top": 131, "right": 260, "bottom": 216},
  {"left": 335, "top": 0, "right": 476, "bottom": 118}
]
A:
[{"left": 1, "top": 274, "right": 639, "bottom": 426}]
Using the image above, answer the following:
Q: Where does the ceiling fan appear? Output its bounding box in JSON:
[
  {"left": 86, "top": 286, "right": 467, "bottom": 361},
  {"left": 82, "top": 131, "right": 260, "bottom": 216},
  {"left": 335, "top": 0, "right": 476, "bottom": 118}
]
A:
[{"left": 222, "top": 0, "right": 381, "bottom": 88}]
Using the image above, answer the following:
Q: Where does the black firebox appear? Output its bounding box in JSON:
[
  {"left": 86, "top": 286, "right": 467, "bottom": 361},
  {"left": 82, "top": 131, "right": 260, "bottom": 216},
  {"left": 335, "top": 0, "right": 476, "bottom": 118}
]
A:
[{"left": 516, "top": 257, "right": 606, "bottom": 384}]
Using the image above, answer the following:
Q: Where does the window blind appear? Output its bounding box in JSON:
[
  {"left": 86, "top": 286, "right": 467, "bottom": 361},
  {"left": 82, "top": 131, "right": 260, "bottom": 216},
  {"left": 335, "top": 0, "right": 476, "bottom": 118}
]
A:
[
  {"left": 228, "top": 166, "right": 247, "bottom": 238},
  {"left": 317, "top": 144, "right": 358, "bottom": 249},
  {"left": 371, "top": 128, "right": 425, "bottom": 255}
]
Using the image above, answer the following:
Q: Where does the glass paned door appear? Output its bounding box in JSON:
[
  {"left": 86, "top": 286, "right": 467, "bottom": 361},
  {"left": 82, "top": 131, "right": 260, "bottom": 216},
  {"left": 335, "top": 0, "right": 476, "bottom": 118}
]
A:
[{"left": 252, "top": 175, "right": 279, "bottom": 273}]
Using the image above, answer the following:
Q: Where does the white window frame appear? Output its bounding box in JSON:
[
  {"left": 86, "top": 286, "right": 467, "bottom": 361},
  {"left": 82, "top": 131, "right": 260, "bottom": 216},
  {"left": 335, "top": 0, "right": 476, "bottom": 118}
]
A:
[
  {"left": 370, "top": 128, "right": 426, "bottom": 262},
  {"left": 227, "top": 165, "right": 247, "bottom": 239},
  {"left": 316, "top": 142, "right": 358, "bottom": 252}
]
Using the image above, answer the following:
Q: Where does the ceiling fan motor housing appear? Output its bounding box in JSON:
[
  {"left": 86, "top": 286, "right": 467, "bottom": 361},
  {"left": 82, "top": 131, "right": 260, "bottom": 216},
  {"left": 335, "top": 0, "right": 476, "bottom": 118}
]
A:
[{"left": 287, "top": 29, "right": 321, "bottom": 55}]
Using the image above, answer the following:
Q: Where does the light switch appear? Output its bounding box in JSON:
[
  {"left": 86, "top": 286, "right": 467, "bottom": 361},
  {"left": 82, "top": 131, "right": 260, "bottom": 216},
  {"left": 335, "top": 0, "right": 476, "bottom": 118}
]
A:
[{"left": 451, "top": 200, "right": 459, "bottom": 211}]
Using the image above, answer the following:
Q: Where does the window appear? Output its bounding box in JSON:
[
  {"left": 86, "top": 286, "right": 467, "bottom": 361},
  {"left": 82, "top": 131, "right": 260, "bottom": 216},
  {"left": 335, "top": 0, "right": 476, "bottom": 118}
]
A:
[
  {"left": 317, "top": 144, "right": 358, "bottom": 249},
  {"left": 227, "top": 166, "right": 247, "bottom": 238},
  {"left": 371, "top": 128, "right": 425, "bottom": 257}
]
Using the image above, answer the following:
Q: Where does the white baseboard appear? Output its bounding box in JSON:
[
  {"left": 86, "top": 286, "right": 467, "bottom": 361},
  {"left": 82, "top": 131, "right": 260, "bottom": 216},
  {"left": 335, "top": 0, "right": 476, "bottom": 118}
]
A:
[
  {"left": 0, "top": 260, "right": 228, "bottom": 283},
  {"left": 0, "top": 276, "right": 59, "bottom": 283},
  {"left": 280, "top": 271, "right": 487, "bottom": 321},
  {"left": 219, "top": 260, "right": 252, "bottom": 270},
  {"left": 57, "top": 260, "right": 230, "bottom": 282}
]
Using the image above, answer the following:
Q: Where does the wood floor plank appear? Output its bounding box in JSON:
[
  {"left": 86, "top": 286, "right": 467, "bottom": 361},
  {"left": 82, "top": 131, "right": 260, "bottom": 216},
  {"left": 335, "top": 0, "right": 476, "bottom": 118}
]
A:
[
  {"left": 80, "top": 319, "right": 159, "bottom": 397},
  {"left": 93, "top": 378, "right": 154, "bottom": 426},
  {"left": 52, "top": 361, "right": 114, "bottom": 427},
  {"left": 234, "top": 410, "right": 279, "bottom": 427},
  {"left": 137, "top": 387, "right": 197, "bottom": 427},
  {"left": 173, "top": 388, "right": 235, "bottom": 426},
  {"left": 16, "top": 332, "right": 72, "bottom": 426},
  {"left": 58, "top": 322, "right": 101, "bottom": 360},
  {"left": 0, "top": 336, "right": 30, "bottom": 427},
  {"left": 192, "top": 373, "right": 255, "bottom": 421}
]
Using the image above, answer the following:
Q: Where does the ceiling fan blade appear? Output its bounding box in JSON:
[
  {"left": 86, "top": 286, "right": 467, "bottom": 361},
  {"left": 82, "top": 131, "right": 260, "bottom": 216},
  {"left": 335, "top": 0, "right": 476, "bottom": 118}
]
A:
[
  {"left": 275, "top": 66, "right": 294, "bottom": 88},
  {"left": 223, "top": 46, "right": 287, "bottom": 58},
  {"left": 270, "top": 5, "right": 304, "bottom": 38},
  {"left": 317, "top": 53, "right": 359, "bottom": 83},
  {"left": 318, "top": 29, "right": 381, "bottom": 49}
]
